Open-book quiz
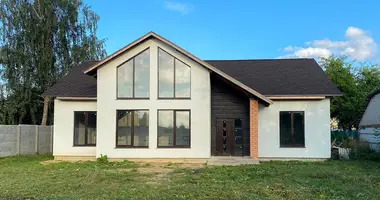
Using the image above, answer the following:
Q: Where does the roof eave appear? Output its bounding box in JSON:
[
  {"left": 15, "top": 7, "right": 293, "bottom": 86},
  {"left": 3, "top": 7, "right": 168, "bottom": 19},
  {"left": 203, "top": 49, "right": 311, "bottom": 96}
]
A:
[
  {"left": 56, "top": 97, "right": 97, "bottom": 101},
  {"left": 267, "top": 94, "right": 343, "bottom": 98}
]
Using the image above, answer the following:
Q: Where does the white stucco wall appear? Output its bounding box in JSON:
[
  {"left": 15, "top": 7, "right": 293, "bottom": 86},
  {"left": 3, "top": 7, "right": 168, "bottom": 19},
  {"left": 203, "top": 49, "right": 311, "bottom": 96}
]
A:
[
  {"left": 258, "top": 99, "right": 331, "bottom": 158},
  {"left": 53, "top": 99, "right": 97, "bottom": 156},
  {"left": 96, "top": 39, "right": 211, "bottom": 158}
]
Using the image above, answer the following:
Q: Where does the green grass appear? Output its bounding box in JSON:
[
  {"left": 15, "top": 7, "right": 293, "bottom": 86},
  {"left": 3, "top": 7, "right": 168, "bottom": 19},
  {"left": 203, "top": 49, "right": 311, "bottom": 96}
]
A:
[{"left": 1, "top": 155, "right": 380, "bottom": 199}]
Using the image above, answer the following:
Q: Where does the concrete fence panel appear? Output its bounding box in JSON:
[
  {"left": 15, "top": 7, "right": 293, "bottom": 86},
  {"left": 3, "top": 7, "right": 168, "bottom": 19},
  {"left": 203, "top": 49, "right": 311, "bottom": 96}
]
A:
[
  {"left": 0, "top": 125, "right": 18, "bottom": 157},
  {"left": 20, "top": 125, "right": 37, "bottom": 155},
  {"left": 0, "top": 125, "right": 53, "bottom": 157},
  {"left": 38, "top": 126, "right": 53, "bottom": 154}
]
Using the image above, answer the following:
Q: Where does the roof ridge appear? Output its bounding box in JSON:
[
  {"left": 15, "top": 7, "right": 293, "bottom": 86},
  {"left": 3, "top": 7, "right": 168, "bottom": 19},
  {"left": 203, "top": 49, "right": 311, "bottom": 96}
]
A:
[{"left": 205, "top": 58, "right": 315, "bottom": 62}]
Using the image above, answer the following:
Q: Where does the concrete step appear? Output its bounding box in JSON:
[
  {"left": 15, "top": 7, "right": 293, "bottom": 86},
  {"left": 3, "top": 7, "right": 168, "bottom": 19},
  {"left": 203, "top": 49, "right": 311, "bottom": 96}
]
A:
[{"left": 207, "top": 157, "right": 259, "bottom": 166}]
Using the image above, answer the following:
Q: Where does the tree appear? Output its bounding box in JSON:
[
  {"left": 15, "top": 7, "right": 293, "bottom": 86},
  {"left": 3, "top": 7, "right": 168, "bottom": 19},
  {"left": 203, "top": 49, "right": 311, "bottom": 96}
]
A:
[
  {"left": 322, "top": 56, "right": 380, "bottom": 130},
  {"left": 0, "top": 0, "right": 106, "bottom": 125}
]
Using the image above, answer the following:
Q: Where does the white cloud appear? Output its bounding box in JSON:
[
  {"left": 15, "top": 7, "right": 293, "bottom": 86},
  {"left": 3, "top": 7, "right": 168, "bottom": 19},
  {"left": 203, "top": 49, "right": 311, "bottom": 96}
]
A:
[
  {"left": 279, "top": 26, "right": 378, "bottom": 61},
  {"left": 283, "top": 46, "right": 296, "bottom": 52},
  {"left": 291, "top": 47, "right": 332, "bottom": 58},
  {"left": 163, "top": 1, "right": 194, "bottom": 15}
]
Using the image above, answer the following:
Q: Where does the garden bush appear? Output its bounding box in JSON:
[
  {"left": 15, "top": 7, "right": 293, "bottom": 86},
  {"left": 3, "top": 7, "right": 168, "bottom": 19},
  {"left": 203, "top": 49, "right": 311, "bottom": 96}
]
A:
[{"left": 349, "top": 142, "right": 380, "bottom": 161}]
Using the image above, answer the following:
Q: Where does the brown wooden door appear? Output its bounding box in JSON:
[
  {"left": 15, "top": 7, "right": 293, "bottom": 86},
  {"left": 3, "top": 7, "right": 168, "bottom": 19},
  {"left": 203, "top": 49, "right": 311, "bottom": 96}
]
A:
[{"left": 216, "top": 119, "right": 234, "bottom": 156}]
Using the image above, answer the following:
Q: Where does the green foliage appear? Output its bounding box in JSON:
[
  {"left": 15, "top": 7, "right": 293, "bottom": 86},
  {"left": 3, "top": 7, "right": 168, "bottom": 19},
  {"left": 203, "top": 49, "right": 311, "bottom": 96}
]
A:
[
  {"left": 97, "top": 154, "right": 108, "bottom": 164},
  {"left": 0, "top": 0, "right": 106, "bottom": 125},
  {"left": 322, "top": 56, "right": 380, "bottom": 129},
  {"left": 349, "top": 142, "right": 380, "bottom": 161}
]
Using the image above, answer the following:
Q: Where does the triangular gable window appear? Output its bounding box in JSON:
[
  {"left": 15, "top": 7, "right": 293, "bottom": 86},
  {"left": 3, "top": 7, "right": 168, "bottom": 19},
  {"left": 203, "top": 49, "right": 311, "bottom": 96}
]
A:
[
  {"left": 117, "top": 48, "right": 150, "bottom": 98},
  {"left": 158, "top": 48, "right": 191, "bottom": 99}
]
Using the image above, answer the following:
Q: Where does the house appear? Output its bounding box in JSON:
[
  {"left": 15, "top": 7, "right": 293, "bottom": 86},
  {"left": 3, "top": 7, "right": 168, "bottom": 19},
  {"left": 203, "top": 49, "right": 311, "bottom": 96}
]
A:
[
  {"left": 44, "top": 32, "right": 341, "bottom": 161},
  {"left": 359, "top": 90, "right": 380, "bottom": 151}
]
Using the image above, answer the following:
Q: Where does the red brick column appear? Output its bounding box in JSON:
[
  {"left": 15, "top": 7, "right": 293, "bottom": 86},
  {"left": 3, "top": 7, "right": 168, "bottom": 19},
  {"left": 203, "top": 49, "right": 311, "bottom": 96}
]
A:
[{"left": 250, "top": 99, "right": 259, "bottom": 160}]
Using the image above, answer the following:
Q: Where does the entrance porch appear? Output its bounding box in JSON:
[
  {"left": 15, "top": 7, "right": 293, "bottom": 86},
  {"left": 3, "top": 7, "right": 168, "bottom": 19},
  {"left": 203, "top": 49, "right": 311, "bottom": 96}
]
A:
[{"left": 211, "top": 74, "right": 259, "bottom": 160}]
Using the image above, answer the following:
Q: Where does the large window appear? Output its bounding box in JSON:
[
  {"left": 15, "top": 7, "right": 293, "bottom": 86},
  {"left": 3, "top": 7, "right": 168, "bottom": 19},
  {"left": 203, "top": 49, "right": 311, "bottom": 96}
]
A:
[
  {"left": 117, "top": 48, "right": 150, "bottom": 98},
  {"left": 74, "top": 111, "right": 97, "bottom": 146},
  {"left": 280, "top": 111, "right": 305, "bottom": 147},
  {"left": 158, "top": 48, "right": 191, "bottom": 99},
  {"left": 116, "top": 110, "right": 149, "bottom": 147},
  {"left": 158, "top": 110, "right": 190, "bottom": 148}
]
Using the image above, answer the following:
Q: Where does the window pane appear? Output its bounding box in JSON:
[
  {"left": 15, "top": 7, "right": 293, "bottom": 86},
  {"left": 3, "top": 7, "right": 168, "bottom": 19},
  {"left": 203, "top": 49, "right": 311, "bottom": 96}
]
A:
[
  {"left": 134, "top": 111, "right": 149, "bottom": 146},
  {"left": 117, "top": 111, "right": 132, "bottom": 146},
  {"left": 117, "top": 60, "right": 133, "bottom": 98},
  {"left": 235, "top": 129, "right": 242, "bottom": 137},
  {"left": 87, "top": 112, "right": 97, "bottom": 145},
  {"left": 235, "top": 137, "right": 243, "bottom": 145},
  {"left": 293, "top": 112, "right": 305, "bottom": 146},
  {"left": 158, "top": 111, "right": 174, "bottom": 146},
  {"left": 175, "top": 111, "right": 190, "bottom": 146},
  {"left": 158, "top": 49, "right": 174, "bottom": 98},
  {"left": 235, "top": 119, "right": 242, "bottom": 128},
  {"left": 134, "top": 49, "right": 150, "bottom": 98},
  {"left": 175, "top": 60, "right": 190, "bottom": 98},
  {"left": 74, "top": 112, "right": 86, "bottom": 145},
  {"left": 280, "top": 112, "right": 292, "bottom": 146}
]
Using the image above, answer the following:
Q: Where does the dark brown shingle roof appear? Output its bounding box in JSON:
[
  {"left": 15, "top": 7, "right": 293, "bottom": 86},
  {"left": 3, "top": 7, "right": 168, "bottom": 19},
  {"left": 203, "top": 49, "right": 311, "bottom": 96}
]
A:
[
  {"left": 206, "top": 58, "right": 341, "bottom": 96},
  {"left": 43, "top": 61, "right": 99, "bottom": 97},
  {"left": 44, "top": 58, "right": 341, "bottom": 97}
]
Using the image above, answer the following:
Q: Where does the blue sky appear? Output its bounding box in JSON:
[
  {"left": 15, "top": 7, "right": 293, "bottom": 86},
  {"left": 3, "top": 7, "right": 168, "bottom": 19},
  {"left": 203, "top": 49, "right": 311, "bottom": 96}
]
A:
[{"left": 85, "top": 0, "right": 380, "bottom": 62}]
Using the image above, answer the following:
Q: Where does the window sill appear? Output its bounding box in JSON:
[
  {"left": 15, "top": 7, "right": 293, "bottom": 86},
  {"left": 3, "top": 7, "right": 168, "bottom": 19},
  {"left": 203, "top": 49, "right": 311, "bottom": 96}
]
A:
[
  {"left": 157, "top": 98, "right": 191, "bottom": 100},
  {"left": 73, "top": 145, "right": 96, "bottom": 147},
  {"left": 116, "top": 98, "right": 150, "bottom": 100},
  {"left": 115, "top": 146, "right": 149, "bottom": 149},
  {"left": 157, "top": 146, "right": 190, "bottom": 149},
  {"left": 279, "top": 146, "right": 306, "bottom": 148}
]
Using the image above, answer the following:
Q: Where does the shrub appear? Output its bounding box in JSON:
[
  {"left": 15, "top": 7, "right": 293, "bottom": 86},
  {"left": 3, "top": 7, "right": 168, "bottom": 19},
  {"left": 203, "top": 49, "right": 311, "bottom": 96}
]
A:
[
  {"left": 97, "top": 154, "right": 108, "bottom": 164},
  {"left": 349, "top": 142, "right": 380, "bottom": 161},
  {"left": 342, "top": 138, "right": 358, "bottom": 148}
]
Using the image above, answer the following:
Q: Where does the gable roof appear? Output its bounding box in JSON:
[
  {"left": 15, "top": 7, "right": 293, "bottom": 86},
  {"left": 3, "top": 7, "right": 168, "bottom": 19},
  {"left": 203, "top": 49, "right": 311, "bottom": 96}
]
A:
[
  {"left": 43, "top": 32, "right": 342, "bottom": 101},
  {"left": 84, "top": 32, "right": 273, "bottom": 104},
  {"left": 207, "top": 59, "right": 341, "bottom": 96},
  {"left": 43, "top": 61, "right": 99, "bottom": 97},
  {"left": 359, "top": 90, "right": 380, "bottom": 127}
]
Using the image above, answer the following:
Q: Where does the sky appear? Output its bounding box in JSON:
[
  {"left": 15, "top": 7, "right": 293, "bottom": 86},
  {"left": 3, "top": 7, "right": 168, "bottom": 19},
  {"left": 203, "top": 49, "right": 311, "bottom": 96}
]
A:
[{"left": 84, "top": 0, "right": 380, "bottom": 63}]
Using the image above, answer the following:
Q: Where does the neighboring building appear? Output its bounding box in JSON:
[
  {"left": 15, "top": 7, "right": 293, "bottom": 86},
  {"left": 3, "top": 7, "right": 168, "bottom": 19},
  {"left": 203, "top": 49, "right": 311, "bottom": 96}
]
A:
[
  {"left": 359, "top": 90, "right": 380, "bottom": 151},
  {"left": 44, "top": 32, "right": 341, "bottom": 161}
]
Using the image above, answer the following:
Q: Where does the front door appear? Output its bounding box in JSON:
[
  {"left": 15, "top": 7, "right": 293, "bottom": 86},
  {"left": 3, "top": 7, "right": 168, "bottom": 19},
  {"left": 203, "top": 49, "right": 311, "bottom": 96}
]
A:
[{"left": 216, "top": 119, "right": 235, "bottom": 156}]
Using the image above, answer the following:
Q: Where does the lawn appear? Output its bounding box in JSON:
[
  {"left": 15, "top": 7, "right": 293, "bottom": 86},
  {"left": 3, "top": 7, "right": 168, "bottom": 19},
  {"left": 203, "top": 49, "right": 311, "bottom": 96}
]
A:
[{"left": 1, "top": 155, "right": 380, "bottom": 199}]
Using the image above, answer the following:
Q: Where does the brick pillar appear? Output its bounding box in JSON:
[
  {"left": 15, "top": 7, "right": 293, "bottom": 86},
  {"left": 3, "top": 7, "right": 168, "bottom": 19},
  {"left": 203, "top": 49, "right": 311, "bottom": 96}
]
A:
[{"left": 249, "top": 99, "right": 259, "bottom": 160}]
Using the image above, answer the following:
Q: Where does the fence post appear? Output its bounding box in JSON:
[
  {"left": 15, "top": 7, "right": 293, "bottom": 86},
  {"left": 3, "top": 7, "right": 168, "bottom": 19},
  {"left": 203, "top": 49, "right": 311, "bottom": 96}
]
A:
[
  {"left": 16, "top": 125, "right": 20, "bottom": 155},
  {"left": 35, "top": 126, "right": 39, "bottom": 154},
  {"left": 50, "top": 125, "right": 53, "bottom": 153}
]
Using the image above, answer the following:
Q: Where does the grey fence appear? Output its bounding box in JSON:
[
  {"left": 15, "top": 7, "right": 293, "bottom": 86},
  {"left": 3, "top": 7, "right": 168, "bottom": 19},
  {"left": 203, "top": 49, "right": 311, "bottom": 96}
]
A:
[{"left": 0, "top": 125, "right": 53, "bottom": 157}]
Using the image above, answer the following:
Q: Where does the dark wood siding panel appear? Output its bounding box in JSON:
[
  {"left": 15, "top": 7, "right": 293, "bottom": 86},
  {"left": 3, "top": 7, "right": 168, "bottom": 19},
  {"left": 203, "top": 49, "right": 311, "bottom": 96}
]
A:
[
  {"left": 215, "top": 120, "right": 222, "bottom": 154},
  {"left": 211, "top": 76, "right": 250, "bottom": 156}
]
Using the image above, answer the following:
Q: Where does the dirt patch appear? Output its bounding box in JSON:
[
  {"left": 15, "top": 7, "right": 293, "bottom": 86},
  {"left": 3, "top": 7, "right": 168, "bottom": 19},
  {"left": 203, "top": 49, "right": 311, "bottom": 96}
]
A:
[
  {"left": 105, "top": 168, "right": 134, "bottom": 173},
  {"left": 40, "top": 160, "right": 63, "bottom": 165},
  {"left": 177, "top": 163, "right": 205, "bottom": 169},
  {"left": 143, "top": 162, "right": 205, "bottom": 169},
  {"left": 136, "top": 166, "right": 176, "bottom": 184},
  {"left": 137, "top": 167, "right": 174, "bottom": 174},
  {"left": 145, "top": 181, "right": 159, "bottom": 185},
  {"left": 40, "top": 160, "right": 95, "bottom": 165},
  {"left": 116, "top": 168, "right": 134, "bottom": 172}
]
